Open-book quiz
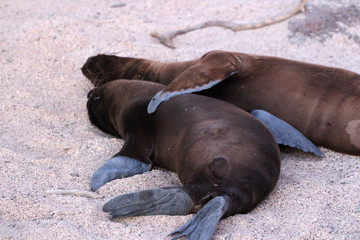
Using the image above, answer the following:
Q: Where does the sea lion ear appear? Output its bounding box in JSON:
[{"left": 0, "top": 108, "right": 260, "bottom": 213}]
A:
[
  {"left": 147, "top": 54, "right": 239, "bottom": 113},
  {"left": 251, "top": 109, "right": 325, "bottom": 157}
]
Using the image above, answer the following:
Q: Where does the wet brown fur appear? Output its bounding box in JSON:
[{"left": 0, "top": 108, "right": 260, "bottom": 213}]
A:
[
  {"left": 87, "top": 80, "right": 280, "bottom": 217},
  {"left": 82, "top": 51, "right": 360, "bottom": 155}
]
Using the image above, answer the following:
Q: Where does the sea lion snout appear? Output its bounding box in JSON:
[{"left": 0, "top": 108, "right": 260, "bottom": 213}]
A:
[
  {"left": 82, "top": 54, "right": 123, "bottom": 87},
  {"left": 82, "top": 57, "right": 97, "bottom": 83},
  {"left": 82, "top": 55, "right": 109, "bottom": 86},
  {"left": 86, "top": 88, "right": 117, "bottom": 136}
]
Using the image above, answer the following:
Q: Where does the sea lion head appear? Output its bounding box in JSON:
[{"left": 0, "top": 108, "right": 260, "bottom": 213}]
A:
[
  {"left": 87, "top": 80, "right": 165, "bottom": 136},
  {"left": 87, "top": 86, "right": 119, "bottom": 136},
  {"left": 82, "top": 54, "right": 122, "bottom": 87}
]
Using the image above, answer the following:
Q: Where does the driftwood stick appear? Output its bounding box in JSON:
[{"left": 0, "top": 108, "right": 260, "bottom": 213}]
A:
[
  {"left": 45, "top": 189, "right": 99, "bottom": 199},
  {"left": 150, "top": 0, "right": 308, "bottom": 49}
]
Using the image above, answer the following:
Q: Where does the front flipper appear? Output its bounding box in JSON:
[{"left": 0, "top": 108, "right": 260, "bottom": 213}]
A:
[
  {"left": 169, "top": 196, "right": 230, "bottom": 240},
  {"left": 91, "top": 156, "right": 152, "bottom": 191},
  {"left": 91, "top": 128, "right": 154, "bottom": 191},
  {"left": 147, "top": 51, "right": 239, "bottom": 113},
  {"left": 103, "top": 186, "right": 194, "bottom": 216},
  {"left": 251, "top": 109, "right": 324, "bottom": 157},
  {"left": 147, "top": 79, "right": 224, "bottom": 114}
]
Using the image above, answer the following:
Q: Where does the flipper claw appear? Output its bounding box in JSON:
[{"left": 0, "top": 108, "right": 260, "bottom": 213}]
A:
[
  {"left": 251, "top": 109, "right": 324, "bottom": 157},
  {"left": 169, "top": 196, "right": 229, "bottom": 240},
  {"left": 91, "top": 156, "right": 151, "bottom": 191}
]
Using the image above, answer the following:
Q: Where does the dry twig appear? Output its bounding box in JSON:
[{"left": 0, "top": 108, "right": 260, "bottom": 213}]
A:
[
  {"left": 150, "top": 0, "right": 308, "bottom": 49},
  {"left": 45, "top": 189, "right": 99, "bottom": 199}
]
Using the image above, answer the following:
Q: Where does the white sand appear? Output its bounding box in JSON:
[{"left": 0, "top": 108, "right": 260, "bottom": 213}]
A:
[{"left": 1, "top": 0, "right": 359, "bottom": 239}]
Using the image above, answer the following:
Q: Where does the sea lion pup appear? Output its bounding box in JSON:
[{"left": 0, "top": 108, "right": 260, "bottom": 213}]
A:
[
  {"left": 82, "top": 51, "right": 360, "bottom": 155},
  {"left": 87, "top": 80, "right": 322, "bottom": 239}
]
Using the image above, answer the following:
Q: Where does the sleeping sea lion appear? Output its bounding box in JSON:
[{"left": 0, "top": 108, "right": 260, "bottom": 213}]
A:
[
  {"left": 86, "top": 79, "right": 322, "bottom": 239},
  {"left": 82, "top": 50, "right": 360, "bottom": 155}
]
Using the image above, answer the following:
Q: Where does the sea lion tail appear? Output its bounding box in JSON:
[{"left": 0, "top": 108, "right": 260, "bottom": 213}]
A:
[{"left": 208, "top": 156, "right": 230, "bottom": 180}]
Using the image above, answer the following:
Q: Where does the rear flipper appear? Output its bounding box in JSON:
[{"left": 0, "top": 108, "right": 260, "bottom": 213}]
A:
[
  {"left": 103, "top": 186, "right": 194, "bottom": 216},
  {"left": 104, "top": 188, "right": 231, "bottom": 240},
  {"left": 169, "top": 196, "right": 230, "bottom": 240},
  {"left": 91, "top": 156, "right": 151, "bottom": 191},
  {"left": 251, "top": 109, "right": 324, "bottom": 157}
]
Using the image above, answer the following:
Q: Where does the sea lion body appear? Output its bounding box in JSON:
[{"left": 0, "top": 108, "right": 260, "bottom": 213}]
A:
[
  {"left": 82, "top": 51, "right": 360, "bottom": 155},
  {"left": 86, "top": 79, "right": 325, "bottom": 239},
  {"left": 201, "top": 54, "right": 360, "bottom": 155},
  {"left": 87, "top": 80, "right": 280, "bottom": 217}
]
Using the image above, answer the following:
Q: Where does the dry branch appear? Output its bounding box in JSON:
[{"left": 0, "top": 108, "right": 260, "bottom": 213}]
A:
[
  {"left": 46, "top": 189, "right": 99, "bottom": 199},
  {"left": 150, "top": 0, "right": 308, "bottom": 49}
]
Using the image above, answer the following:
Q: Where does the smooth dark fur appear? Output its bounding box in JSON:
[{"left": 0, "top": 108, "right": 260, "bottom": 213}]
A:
[
  {"left": 87, "top": 80, "right": 280, "bottom": 216},
  {"left": 83, "top": 51, "right": 360, "bottom": 155}
]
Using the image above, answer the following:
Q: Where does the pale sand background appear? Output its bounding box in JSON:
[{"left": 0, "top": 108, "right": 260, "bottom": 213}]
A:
[{"left": 1, "top": 0, "right": 359, "bottom": 239}]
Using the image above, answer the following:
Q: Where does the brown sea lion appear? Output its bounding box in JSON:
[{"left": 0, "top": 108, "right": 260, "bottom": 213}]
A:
[
  {"left": 82, "top": 50, "right": 360, "bottom": 155},
  {"left": 86, "top": 79, "right": 321, "bottom": 239}
]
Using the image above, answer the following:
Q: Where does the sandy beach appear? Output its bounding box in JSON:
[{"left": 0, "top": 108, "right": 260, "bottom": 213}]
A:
[{"left": 1, "top": 0, "right": 359, "bottom": 239}]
